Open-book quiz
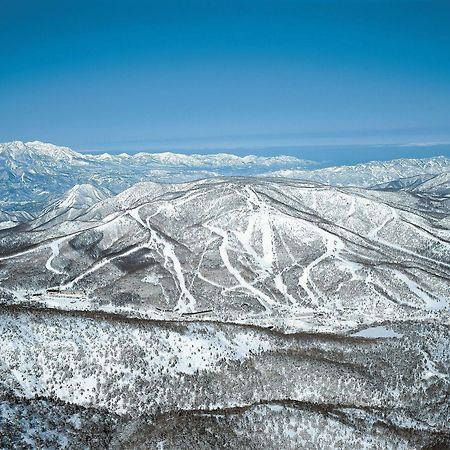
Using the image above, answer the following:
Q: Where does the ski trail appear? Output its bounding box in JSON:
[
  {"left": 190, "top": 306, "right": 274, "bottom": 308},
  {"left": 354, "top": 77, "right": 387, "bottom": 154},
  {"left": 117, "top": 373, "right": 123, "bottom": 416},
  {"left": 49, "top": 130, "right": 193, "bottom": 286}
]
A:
[
  {"left": 205, "top": 223, "right": 277, "bottom": 311},
  {"left": 127, "top": 207, "right": 147, "bottom": 227},
  {"left": 244, "top": 185, "right": 276, "bottom": 271},
  {"left": 0, "top": 234, "right": 71, "bottom": 272},
  {"left": 189, "top": 237, "right": 219, "bottom": 290},
  {"left": 393, "top": 270, "right": 448, "bottom": 311},
  {"left": 403, "top": 219, "right": 450, "bottom": 248},
  {"left": 420, "top": 349, "right": 448, "bottom": 381},
  {"left": 233, "top": 217, "right": 270, "bottom": 276},
  {"left": 197, "top": 272, "right": 227, "bottom": 289},
  {"left": 367, "top": 212, "right": 393, "bottom": 239},
  {"left": 148, "top": 228, "right": 197, "bottom": 312},
  {"left": 61, "top": 241, "right": 154, "bottom": 290},
  {"left": 0, "top": 212, "right": 127, "bottom": 263},
  {"left": 172, "top": 189, "right": 206, "bottom": 208},
  {"left": 274, "top": 273, "right": 298, "bottom": 305},
  {"left": 261, "top": 213, "right": 275, "bottom": 269},
  {"left": 241, "top": 185, "right": 302, "bottom": 305},
  {"left": 0, "top": 246, "right": 38, "bottom": 262},
  {"left": 298, "top": 232, "right": 344, "bottom": 305},
  {"left": 45, "top": 238, "right": 65, "bottom": 275},
  {"left": 61, "top": 212, "right": 153, "bottom": 289},
  {"left": 129, "top": 206, "right": 197, "bottom": 312}
]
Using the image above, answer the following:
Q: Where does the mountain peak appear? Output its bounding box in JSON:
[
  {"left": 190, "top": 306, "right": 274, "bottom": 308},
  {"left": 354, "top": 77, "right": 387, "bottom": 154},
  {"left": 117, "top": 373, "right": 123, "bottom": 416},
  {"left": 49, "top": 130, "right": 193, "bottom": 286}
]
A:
[
  {"left": 56, "top": 183, "right": 110, "bottom": 209},
  {"left": 0, "top": 140, "right": 79, "bottom": 160}
]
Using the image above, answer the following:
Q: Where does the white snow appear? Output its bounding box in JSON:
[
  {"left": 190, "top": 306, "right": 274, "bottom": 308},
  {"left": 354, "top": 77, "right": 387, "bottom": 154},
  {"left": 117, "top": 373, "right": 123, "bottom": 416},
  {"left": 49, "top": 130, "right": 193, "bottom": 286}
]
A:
[
  {"left": 393, "top": 271, "right": 448, "bottom": 311},
  {"left": 45, "top": 239, "right": 65, "bottom": 275},
  {"left": 351, "top": 325, "right": 403, "bottom": 339},
  {"left": 142, "top": 273, "right": 162, "bottom": 285},
  {"left": 205, "top": 223, "right": 278, "bottom": 311}
]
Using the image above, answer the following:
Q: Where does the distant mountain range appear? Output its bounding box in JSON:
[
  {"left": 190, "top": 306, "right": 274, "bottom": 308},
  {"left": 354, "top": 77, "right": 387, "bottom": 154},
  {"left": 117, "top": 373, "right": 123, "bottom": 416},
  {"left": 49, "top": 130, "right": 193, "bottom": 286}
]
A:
[
  {"left": 264, "top": 155, "right": 450, "bottom": 187},
  {"left": 0, "top": 141, "right": 311, "bottom": 220},
  {"left": 1, "top": 140, "right": 449, "bottom": 221},
  {"left": 373, "top": 172, "right": 450, "bottom": 196}
]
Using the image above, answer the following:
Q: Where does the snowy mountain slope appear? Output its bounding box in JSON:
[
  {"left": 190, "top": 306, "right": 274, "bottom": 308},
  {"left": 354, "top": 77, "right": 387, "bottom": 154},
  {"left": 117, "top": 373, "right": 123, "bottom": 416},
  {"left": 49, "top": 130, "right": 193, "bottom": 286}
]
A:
[
  {"left": 0, "top": 176, "right": 449, "bottom": 448},
  {"left": 373, "top": 172, "right": 450, "bottom": 196},
  {"left": 1, "top": 140, "right": 449, "bottom": 222},
  {"left": 0, "top": 209, "right": 33, "bottom": 228},
  {"left": 1, "top": 177, "right": 448, "bottom": 330},
  {"left": 32, "top": 184, "right": 112, "bottom": 229},
  {"left": 264, "top": 155, "right": 450, "bottom": 187},
  {"left": 0, "top": 306, "right": 448, "bottom": 449},
  {"left": 0, "top": 141, "right": 311, "bottom": 219}
]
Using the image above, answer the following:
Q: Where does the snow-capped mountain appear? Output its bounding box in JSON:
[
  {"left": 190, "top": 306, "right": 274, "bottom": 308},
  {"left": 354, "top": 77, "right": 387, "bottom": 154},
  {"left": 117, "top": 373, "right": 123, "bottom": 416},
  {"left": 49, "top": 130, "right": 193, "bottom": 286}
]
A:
[
  {"left": 265, "top": 155, "right": 450, "bottom": 187},
  {"left": 2, "top": 176, "right": 448, "bottom": 324},
  {"left": 373, "top": 172, "right": 450, "bottom": 196},
  {"left": 1, "top": 140, "right": 449, "bottom": 223},
  {"left": 0, "top": 140, "right": 79, "bottom": 167},
  {"left": 0, "top": 141, "right": 312, "bottom": 219},
  {"left": 32, "top": 184, "right": 112, "bottom": 227}
]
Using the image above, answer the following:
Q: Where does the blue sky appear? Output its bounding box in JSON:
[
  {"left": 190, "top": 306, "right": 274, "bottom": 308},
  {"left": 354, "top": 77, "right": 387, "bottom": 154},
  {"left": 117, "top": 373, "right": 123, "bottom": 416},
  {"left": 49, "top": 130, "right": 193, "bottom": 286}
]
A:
[{"left": 1, "top": 0, "right": 450, "bottom": 163}]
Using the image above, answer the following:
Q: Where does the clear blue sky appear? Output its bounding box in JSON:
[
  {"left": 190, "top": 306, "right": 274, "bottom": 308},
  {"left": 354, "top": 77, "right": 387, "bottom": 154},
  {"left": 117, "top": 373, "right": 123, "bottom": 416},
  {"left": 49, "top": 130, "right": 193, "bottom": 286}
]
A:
[{"left": 1, "top": 0, "right": 450, "bottom": 163}]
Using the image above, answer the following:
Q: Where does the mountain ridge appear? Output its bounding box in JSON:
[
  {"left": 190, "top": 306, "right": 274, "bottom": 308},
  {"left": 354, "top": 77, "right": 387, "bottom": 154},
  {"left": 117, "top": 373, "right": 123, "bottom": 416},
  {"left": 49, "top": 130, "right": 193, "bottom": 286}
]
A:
[
  {"left": 264, "top": 155, "right": 450, "bottom": 187},
  {"left": 1, "top": 141, "right": 449, "bottom": 222},
  {"left": 1, "top": 176, "right": 448, "bottom": 330}
]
